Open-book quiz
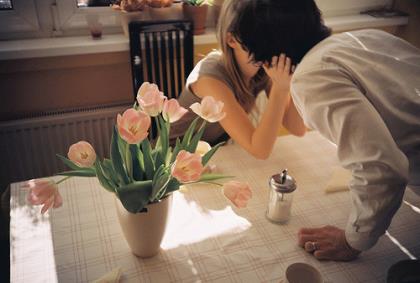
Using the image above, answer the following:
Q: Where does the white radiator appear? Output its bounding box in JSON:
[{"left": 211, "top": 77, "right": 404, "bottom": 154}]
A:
[{"left": 0, "top": 104, "right": 131, "bottom": 190}]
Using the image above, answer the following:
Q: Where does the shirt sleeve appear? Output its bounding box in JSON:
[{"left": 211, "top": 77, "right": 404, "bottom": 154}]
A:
[{"left": 291, "top": 65, "right": 409, "bottom": 251}]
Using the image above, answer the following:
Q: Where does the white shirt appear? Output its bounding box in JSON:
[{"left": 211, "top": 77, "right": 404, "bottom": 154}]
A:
[{"left": 291, "top": 29, "right": 420, "bottom": 251}]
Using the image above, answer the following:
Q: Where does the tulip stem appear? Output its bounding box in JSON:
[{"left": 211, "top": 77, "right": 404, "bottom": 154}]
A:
[
  {"left": 198, "top": 120, "right": 207, "bottom": 132},
  {"left": 166, "top": 119, "right": 170, "bottom": 133},
  {"left": 154, "top": 116, "right": 160, "bottom": 136},
  {"left": 56, "top": 176, "right": 72, "bottom": 185},
  {"left": 125, "top": 144, "right": 133, "bottom": 181},
  {"left": 201, "top": 181, "right": 222, "bottom": 187}
]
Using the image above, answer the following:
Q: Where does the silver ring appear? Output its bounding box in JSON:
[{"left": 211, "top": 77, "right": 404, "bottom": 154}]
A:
[{"left": 309, "top": 241, "right": 319, "bottom": 251}]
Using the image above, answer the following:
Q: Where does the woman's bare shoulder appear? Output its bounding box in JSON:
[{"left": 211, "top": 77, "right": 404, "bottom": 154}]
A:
[{"left": 191, "top": 76, "right": 236, "bottom": 102}]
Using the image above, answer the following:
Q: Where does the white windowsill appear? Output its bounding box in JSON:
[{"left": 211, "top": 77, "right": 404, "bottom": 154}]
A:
[{"left": 0, "top": 14, "right": 408, "bottom": 61}]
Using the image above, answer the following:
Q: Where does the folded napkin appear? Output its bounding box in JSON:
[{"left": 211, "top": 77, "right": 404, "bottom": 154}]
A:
[
  {"left": 92, "top": 267, "right": 122, "bottom": 283},
  {"left": 325, "top": 166, "right": 352, "bottom": 193}
]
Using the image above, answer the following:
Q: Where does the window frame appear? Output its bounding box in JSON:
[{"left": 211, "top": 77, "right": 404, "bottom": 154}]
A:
[
  {"left": 0, "top": 0, "right": 40, "bottom": 34},
  {"left": 55, "top": 1, "right": 121, "bottom": 33}
]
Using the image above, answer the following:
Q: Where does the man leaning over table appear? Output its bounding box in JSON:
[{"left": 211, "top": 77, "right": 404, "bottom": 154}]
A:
[{"left": 236, "top": 0, "right": 420, "bottom": 261}]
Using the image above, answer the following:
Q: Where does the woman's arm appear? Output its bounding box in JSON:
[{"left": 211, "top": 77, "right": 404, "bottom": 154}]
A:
[
  {"left": 264, "top": 54, "right": 306, "bottom": 137},
  {"left": 191, "top": 77, "right": 286, "bottom": 159},
  {"left": 190, "top": 55, "right": 293, "bottom": 159},
  {"left": 282, "top": 95, "right": 307, "bottom": 136}
]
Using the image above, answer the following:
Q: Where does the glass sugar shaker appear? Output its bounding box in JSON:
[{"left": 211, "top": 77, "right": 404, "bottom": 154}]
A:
[{"left": 266, "top": 169, "right": 297, "bottom": 223}]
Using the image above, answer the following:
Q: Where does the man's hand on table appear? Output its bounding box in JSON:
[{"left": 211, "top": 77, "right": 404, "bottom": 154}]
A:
[{"left": 297, "top": 225, "right": 361, "bottom": 261}]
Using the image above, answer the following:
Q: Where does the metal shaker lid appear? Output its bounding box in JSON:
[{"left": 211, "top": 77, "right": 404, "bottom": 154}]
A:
[{"left": 269, "top": 169, "right": 296, "bottom": 193}]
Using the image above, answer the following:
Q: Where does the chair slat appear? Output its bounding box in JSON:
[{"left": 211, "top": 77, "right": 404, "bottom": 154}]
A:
[
  {"left": 175, "top": 30, "right": 182, "bottom": 97},
  {"left": 144, "top": 32, "right": 154, "bottom": 85},
  {"left": 128, "top": 20, "right": 194, "bottom": 100},
  {"left": 152, "top": 32, "right": 161, "bottom": 89},
  {"left": 167, "top": 30, "right": 176, "bottom": 99},
  {"left": 160, "top": 32, "right": 169, "bottom": 98}
]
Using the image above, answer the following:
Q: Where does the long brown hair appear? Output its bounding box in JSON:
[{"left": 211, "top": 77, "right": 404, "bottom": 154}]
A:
[{"left": 216, "top": 0, "right": 269, "bottom": 113}]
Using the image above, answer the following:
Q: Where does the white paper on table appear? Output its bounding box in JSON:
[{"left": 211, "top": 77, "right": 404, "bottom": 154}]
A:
[{"left": 325, "top": 166, "right": 352, "bottom": 193}]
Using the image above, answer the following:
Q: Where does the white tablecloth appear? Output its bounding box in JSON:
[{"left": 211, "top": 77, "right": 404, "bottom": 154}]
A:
[{"left": 11, "top": 132, "right": 420, "bottom": 282}]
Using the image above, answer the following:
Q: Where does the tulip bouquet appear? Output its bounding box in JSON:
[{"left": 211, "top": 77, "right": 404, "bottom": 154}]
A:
[{"left": 26, "top": 82, "right": 252, "bottom": 214}]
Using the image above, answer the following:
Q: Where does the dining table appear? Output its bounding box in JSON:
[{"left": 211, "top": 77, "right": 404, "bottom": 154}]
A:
[{"left": 10, "top": 131, "right": 420, "bottom": 282}]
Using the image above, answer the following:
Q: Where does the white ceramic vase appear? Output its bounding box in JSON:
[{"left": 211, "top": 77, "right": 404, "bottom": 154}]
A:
[{"left": 114, "top": 194, "right": 172, "bottom": 258}]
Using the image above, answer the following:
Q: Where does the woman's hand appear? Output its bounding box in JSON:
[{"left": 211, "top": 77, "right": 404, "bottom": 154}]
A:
[{"left": 263, "top": 53, "right": 293, "bottom": 93}]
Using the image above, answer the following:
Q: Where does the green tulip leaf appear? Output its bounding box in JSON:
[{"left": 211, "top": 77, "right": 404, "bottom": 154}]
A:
[
  {"left": 165, "top": 147, "right": 172, "bottom": 166},
  {"left": 202, "top": 141, "right": 225, "bottom": 166},
  {"left": 187, "top": 120, "right": 206, "bottom": 153},
  {"left": 158, "top": 115, "right": 169, "bottom": 157},
  {"left": 102, "top": 159, "right": 120, "bottom": 186},
  {"left": 129, "top": 144, "right": 144, "bottom": 181},
  {"left": 124, "top": 142, "right": 133, "bottom": 182},
  {"left": 56, "top": 154, "right": 96, "bottom": 177},
  {"left": 185, "top": 0, "right": 205, "bottom": 6},
  {"left": 153, "top": 117, "right": 162, "bottom": 151},
  {"left": 151, "top": 164, "right": 171, "bottom": 201},
  {"left": 181, "top": 116, "right": 200, "bottom": 148},
  {"left": 141, "top": 139, "right": 155, "bottom": 180},
  {"left": 164, "top": 178, "right": 181, "bottom": 194},
  {"left": 117, "top": 129, "right": 127, "bottom": 162},
  {"left": 115, "top": 180, "right": 153, "bottom": 213},
  {"left": 56, "top": 154, "right": 85, "bottom": 171},
  {"left": 111, "top": 126, "right": 129, "bottom": 185},
  {"left": 94, "top": 160, "right": 115, "bottom": 192},
  {"left": 155, "top": 154, "right": 165, "bottom": 169},
  {"left": 137, "top": 148, "right": 145, "bottom": 172},
  {"left": 170, "top": 137, "right": 182, "bottom": 163}
]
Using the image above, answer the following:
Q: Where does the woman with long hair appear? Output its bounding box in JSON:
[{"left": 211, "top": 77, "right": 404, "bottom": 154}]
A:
[{"left": 172, "top": 0, "right": 307, "bottom": 159}]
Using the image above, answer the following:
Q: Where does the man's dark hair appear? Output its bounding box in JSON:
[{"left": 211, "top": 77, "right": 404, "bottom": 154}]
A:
[{"left": 231, "top": 0, "right": 331, "bottom": 66}]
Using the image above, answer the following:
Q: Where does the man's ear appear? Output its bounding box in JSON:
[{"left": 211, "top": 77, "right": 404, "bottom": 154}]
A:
[{"left": 226, "top": 32, "right": 238, "bottom": 49}]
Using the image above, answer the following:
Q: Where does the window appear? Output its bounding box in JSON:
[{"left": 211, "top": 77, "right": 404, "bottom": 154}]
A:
[
  {"left": 77, "top": 0, "right": 116, "bottom": 8},
  {"left": 0, "top": 0, "right": 395, "bottom": 40},
  {"left": 0, "top": 0, "right": 121, "bottom": 39},
  {"left": 0, "top": 0, "right": 13, "bottom": 10},
  {"left": 54, "top": 0, "right": 120, "bottom": 36},
  {"left": 0, "top": 0, "right": 40, "bottom": 36}
]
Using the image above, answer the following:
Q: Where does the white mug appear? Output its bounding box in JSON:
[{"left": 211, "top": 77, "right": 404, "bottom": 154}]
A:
[{"left": 285, "top": 262, "right": 323, "bottom": 283}]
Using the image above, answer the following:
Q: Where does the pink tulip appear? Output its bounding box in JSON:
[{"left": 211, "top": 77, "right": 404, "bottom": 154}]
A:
[
  {"left": 136, "top": 82, "right": 166, "bottom": 117},
  {"left": 68, "top": 141, "right": 96, "bottom": 167},
  {"left": 190, "top": 96, "right": 226, "bottom": 123},
  {"left": 162, "top": 99, "right": 188, "bottom": 123},
  {"left": 222, "top": 181, "right": 253, "bottom": 208},
  {"left": 24, "top": 179, "right": 63, "bottom": 214},
  {"left": 171, "top": 150, "right": 204, "bottom": 183},
  {"left": 117, "top": 108, "right": 151, "bottom": 144},
  {"left": 137, "top": 82, "right": 158, "bottom": 97}
]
